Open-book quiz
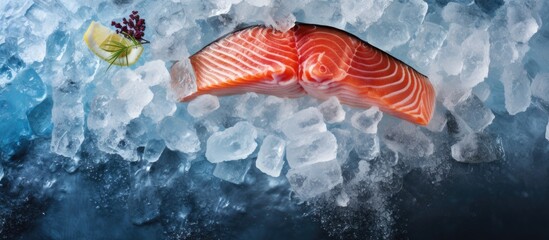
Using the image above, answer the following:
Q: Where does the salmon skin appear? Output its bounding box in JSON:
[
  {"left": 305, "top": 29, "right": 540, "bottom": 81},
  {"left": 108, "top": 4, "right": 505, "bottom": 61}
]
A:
[{"left": 172, "top": 23, "right": 435, "bottom": 125}]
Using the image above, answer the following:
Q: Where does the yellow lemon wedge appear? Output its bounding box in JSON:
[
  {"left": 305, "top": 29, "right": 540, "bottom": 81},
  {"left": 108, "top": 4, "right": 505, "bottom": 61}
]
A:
[{"left": 83, "top": 21, "right": 144, "bottom": 66}]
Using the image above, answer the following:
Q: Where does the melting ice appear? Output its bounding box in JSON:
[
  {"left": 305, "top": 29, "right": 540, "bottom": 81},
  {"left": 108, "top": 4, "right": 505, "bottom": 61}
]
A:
[{"left": 1, "top": 0, "right": 549, "bottom": 239}]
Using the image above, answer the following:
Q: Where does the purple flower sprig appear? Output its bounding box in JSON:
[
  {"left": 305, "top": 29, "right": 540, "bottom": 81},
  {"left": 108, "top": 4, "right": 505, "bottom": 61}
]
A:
[{"left": 111, "top": 11, "right": 149, "bottom": 44}]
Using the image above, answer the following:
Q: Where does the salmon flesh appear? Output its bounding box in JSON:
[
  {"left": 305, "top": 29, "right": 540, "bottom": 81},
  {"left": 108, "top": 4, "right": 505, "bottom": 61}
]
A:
[{"left": 171, "top": 23, "right": 436, "bottom": 125}]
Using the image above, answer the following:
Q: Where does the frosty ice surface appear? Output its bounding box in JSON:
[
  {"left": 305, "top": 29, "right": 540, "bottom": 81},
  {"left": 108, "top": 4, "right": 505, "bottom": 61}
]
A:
[
  {"left": 1, "top": 0, "right": 549, "bottom": 238},
  {"left": 206, "top": 121, "right": 258, "bottom": 163}
]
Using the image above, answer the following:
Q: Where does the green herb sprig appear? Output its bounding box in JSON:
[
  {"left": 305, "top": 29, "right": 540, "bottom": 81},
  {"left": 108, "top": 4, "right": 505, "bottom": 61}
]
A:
[{"left": 102, "top": 33, "right": 143, "bottom": 70}]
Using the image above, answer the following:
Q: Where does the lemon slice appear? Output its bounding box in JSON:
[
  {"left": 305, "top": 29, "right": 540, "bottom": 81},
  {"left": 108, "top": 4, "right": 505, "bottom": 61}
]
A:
[{"left": 83, "top": 21, "right": 144, "bottom": 66}]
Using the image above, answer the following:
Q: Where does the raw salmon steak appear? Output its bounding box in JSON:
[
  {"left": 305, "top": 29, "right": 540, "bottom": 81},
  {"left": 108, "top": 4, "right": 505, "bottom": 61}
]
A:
[{"left": 171, "top": 23, "right": 435, "bottom": 125}]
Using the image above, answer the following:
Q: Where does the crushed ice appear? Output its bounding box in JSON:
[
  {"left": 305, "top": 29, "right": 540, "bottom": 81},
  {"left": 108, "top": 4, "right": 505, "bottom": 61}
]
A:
[{"left": 1, "top": 0, "right": 549, "bottom": 238}]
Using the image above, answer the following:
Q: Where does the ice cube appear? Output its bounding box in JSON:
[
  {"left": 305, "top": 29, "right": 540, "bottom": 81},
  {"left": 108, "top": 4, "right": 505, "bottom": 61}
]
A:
[
  {"left": 490, "top": 40, "right": 519, "bottom": 67},
  {"left": 125, "top": 119, "right": 149, "bottom": 147},
  {"left": 187, "top": 94, "right": 220, "bottom": 118},
  {"left": 27, "top": 97, "right": 53, "bottom": 137},
  {"left": 408, "top": 22, "right": 448, "bottom": 69},
  {"left": 213, "top": 159, "right": 253, "bottom": 184},
  {"left": 256, "top": 135, "right": 286, "bottom": 177},
  {"left": 212, "top": 0, "right": 243, "bottom": 15},
  {"left": 87, "top": 110, "right": 126, "bottom": 159},
  {"left": 159, "top": 117, "right": 200, "bottom": 154},
  {"left": 253, "top": 96, "right": 298, "bottom": 129},
  {"left": 244, "top": 0, "right": 270, "bottom": 7},
  {"left": 398, "top": 0, "right": 428, "bottom": 33},
  {"left": 437, "top": 23, "right": 480, "bottom": 75},
  {"left": 302, "top": 1, "right": 345, "bottom": 29},
  {"left": 129, "top": 170, "right": 160, "bottom": 225},
  {"left": 155, "top": 14, "right": 185, "bottom": 37},
  {"left": 452, "top": 94, "right": 495, "bottom": 132},
  {"left": 358, "top": 160, "right": 371, "bottom": 175},
  {"left": 451, "top": 133, "right": 504, "bottom": 163},
  {"left": 142, "top": 87, "right": 176, "bottom": 123},
  {"left": 46, "top": 29, "right": 72, "bottom": 63},
  {"left": 437, "top": 43, "right": 464, "bottom": 76},
  {"left": 87, "top": 95, "right": 111, "bottom": 130},
  {"left": 95, "top": 125, "right": 139, "bottom": 160},
  {"left": 2, "top": 1, "right": 32, "bottom": 20},
  {"left": 336, "top": 190, "right": 350, "bottom": 207},
  {"left": 439, "top": 82, "right": 471, "bottom": 110},
  {"left": 56, "top": 0, "right": 79, "bottom": 13},
  {"left": 459, "top": 30, "right": 490, "bottom": 88},
  {"left": 111, "top": 69, "right": 154, "bottom": 120},
  {"left": 151, "top": 32, "right": 190, "bottom": 61},
  {"left": 135, "top": 60, "right": 171, "bottom": 87},
  {"left": 169, "top": 59, "right": 197, "bottom": 100},
  {"left": 353, "top": 133, "right": 380, "bottom": 161},
  {"left": 546, "top": 120, "right": 549, "bottom": 142},
  {"left": 331, "top": 128, "right": 354, "bottom": 164},
  {"left": 7, "top": 68, "right": 47, "bottom": 107},
  {"left": 0, "top": 55, "right": 25, "bottom": 87},
  {"left": 531, "top": 73, "right": 549, "bottom": 104},
  {"left": 506, "top": 3, "right": 540, "bottom": 43},
  {"left": 117, "top": 80, "right": 153, "bottom": 119},
  {"left": 383, "top": 122, "right": 434, "bottom": 157},
  {"left": 441, "top": 2, "right": 490, "bottom": 29},
  {"left": 51, "top": 76, "right": 84, "bottom": 158},
  {"left": 206, "top": 121, "right": 258, "bottom": 163},
  {"left": 280, "top": 107, "right": 327, "bottom": 140},
  {"left": 286, "top": 160, "right": 343, "bottom": 200},
  {"left": 24, "top": 4, "right": 59, "bottom": 38},
  {"left": 426, "top": 102, "right": 448, "bottom": 133},
  {"left": 501, "top": 62, "right": 532, "bottom": 115},
  {"left": 508, "top": 16, "right": 539, "bottom": 43},
  {"left": 366, "top": 21, "right": 410, "bottom": 51},
  {"left": 234, "top": 92, "right": 263, "bottom": 119},
  {"left": 285, "top": 131, "right": 337, "bottom": 169},
  {"left": 340, "top": 0, "right": 392, "bottom": 31},
  {"left": 18, "top": 35, "right": 46, "bottom": 63},
  {"left": 318, "top": 96, "right": 345, "bottom": 124},
  {"left": 270, "top": 12, "right": 296, "bottom": 32},
  {"left": 143, "top": 139, "right": 166, "bottom": 163},
  {"left": 472, "top": 82, "right": 491, "bottom": 102},
  {"left": 350, "top": 107, "right": 383, "bottom": 134}
]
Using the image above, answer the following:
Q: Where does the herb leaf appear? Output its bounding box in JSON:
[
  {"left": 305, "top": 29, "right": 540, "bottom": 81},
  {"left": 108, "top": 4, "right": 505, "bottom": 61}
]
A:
[{"left": 103, "top": 32, "right": 142, "bottom": 70}]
